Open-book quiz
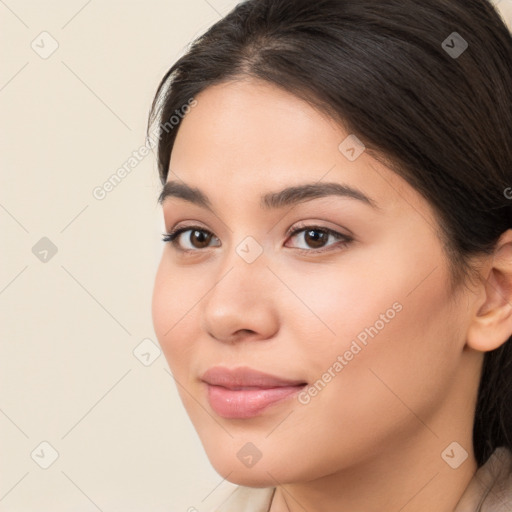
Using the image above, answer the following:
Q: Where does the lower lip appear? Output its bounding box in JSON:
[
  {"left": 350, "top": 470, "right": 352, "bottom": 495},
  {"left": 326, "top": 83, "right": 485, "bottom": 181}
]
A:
[{"left": 205, "top": 384, "right": 306, "bottom": 419}]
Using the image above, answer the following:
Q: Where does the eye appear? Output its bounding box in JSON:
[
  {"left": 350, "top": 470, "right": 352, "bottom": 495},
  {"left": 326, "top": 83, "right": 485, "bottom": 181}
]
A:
[
  {"left": 285, "top": 224, "right": 353, "bottom": 254},
  {"left": 162, "top": 223, "right": 353, "bottom": 255},
  {"left": 162, "top": 226, "right": 220, "bottom": 252}
]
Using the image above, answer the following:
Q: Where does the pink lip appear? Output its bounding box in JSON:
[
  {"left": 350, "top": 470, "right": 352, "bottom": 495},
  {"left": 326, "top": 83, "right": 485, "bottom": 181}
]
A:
[{"left": 201, "top": 366, "right": 307, "bottom": 419}]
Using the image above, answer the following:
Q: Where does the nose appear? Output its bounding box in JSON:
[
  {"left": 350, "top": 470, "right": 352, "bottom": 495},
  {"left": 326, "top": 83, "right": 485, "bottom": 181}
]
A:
[{"left": 200, "top": 247, "right": 279, "bottom": 344}]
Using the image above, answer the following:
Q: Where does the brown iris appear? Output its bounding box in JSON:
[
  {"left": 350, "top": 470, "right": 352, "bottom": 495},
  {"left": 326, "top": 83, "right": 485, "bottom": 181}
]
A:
[
  {"left": 189, "top": 230, "right": 214, "bottom": 249},
  {"left": 303, "top": 229, "right": 328, "bottom": 249}
]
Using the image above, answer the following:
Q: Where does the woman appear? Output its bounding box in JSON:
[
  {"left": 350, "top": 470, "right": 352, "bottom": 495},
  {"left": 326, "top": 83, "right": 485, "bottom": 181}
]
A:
[{"left": 148, "top": 0, "right": 512, "bottom": 510}]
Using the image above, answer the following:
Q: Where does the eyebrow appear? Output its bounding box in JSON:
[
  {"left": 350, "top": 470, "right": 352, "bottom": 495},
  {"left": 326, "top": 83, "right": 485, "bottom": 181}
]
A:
[{"left": 158, "top": 180, "right": 380, "bottom": 211}]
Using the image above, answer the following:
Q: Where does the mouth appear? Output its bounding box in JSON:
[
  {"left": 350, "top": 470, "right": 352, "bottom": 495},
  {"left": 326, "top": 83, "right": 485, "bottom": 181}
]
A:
[{"left": 201, "top": 366, "right": 308, "bottom": 419}]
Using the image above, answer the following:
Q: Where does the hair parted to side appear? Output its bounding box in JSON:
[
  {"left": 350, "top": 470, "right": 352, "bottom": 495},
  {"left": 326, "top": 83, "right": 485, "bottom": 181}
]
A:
[{"left": 147, "top": 0, "right": 512, "bottom": 467}]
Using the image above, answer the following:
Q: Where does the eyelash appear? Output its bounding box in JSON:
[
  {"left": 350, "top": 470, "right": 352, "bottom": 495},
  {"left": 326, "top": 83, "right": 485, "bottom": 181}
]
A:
[{"left": 161, "top": 223, "right": 353, "bottom": 255}]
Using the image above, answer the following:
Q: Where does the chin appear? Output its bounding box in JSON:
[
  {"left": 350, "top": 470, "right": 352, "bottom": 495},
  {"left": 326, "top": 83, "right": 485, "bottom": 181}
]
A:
[
  {"left": 207, "top": 453, "right": 295, "bottom": 487},
  {"left": 221, "top": 469, "right": 278, "bottom": 488}
]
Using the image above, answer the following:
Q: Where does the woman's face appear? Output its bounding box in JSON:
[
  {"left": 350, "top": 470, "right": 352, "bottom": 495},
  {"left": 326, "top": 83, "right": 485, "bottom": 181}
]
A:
[{"left": 152, "top": 78, "right": 479, "bottom": 486}]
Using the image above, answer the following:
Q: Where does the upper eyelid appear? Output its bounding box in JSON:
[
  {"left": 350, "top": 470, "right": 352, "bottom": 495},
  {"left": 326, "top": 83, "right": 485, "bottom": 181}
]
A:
[{"left": 168, "top": 223, "right": 344, "bottom": 237}]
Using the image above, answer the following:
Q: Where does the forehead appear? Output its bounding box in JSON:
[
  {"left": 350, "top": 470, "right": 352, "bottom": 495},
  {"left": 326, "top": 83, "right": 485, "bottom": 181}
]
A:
[
  {"left": 167, "top": 79, "right": 433, "bottom": 224},
  {"left": 172, "top": 79, "right": 342, "bottom": 170}
]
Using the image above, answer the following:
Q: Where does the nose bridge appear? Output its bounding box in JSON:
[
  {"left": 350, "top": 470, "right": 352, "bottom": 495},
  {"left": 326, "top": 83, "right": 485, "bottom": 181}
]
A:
[
  {"left": 200, "top": 233, "right": 278, "bottom": 341},
  {"left": 210, "top": 233, "right": 269, "bottom": 304}
]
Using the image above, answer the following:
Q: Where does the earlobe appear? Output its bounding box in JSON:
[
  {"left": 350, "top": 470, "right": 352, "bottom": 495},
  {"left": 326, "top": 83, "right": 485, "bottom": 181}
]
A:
[
  {"left": 467, "top": 300, "right": 512, "bottom": 352},
  {"left": 466, "top": 230, "right": 512, "bottom": 353}
]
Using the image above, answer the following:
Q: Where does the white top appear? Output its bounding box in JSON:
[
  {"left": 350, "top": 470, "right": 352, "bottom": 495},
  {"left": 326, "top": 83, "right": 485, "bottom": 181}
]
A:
[{"left": 208, "top": 447, "right": 512, "bottom": 511}]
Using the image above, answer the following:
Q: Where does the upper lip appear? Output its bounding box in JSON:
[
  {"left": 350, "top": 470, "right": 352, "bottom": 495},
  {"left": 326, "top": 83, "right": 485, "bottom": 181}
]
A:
[{"left": 201, "top": 366, "right": 307, "bottom": 389}]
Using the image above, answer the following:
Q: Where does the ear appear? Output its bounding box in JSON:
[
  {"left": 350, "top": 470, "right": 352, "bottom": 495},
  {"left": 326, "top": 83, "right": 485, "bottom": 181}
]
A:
[{"left": 466, "top": 229, "right": 512, "bottom": 352}]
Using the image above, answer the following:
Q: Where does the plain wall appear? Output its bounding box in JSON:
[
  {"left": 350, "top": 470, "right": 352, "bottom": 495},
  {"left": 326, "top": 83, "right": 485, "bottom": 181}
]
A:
[{"left": 1, "top": 0, "right": 511, "bottom": 510}]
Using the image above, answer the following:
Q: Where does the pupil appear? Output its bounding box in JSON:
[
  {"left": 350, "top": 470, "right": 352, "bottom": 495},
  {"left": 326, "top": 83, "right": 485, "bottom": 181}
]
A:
[{"left": 306, "top": 229, "right": 326, "bottom": 248}]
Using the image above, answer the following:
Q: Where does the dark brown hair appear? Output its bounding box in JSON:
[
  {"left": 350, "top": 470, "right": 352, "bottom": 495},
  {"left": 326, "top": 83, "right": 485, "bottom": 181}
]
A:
[{"left": 147, "top": 0, "right": 512, "bottom": 467}]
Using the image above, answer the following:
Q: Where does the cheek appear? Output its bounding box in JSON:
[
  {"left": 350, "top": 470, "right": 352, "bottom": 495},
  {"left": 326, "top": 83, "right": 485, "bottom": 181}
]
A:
[
  {"left": 151, "top": 259, "right": 193, "bottom": 370},
  {"left": 286, "top": 249, "right": 459, "bottom": 407},
  {"left": 293, "top": 234, "right": 453, "bottom": 359},
  {"left": 281, "top": 260, "right": 402, "bottom": 360},
  {"left": 271, "top": 268, "right": 460, "bottom": 475}
]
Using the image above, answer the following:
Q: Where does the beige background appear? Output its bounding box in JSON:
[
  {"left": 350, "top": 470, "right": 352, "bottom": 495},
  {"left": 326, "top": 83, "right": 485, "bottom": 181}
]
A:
[{"left": 1, "top": 1, "right": 511, "bottom": 510}]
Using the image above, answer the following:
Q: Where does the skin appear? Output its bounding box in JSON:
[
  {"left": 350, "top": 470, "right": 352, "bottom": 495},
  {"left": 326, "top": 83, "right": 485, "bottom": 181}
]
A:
[{"left": 152, "top": 77, "right": 512, "bottom": 512}]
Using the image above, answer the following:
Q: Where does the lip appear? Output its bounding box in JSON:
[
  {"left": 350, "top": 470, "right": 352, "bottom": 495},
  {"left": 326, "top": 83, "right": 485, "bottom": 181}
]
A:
[
  {"left": 201, "top": 366, "right": 307, "bottom": 389},
  {"left": 201, "top": 366, "right": 307, "bottom": 419}
]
